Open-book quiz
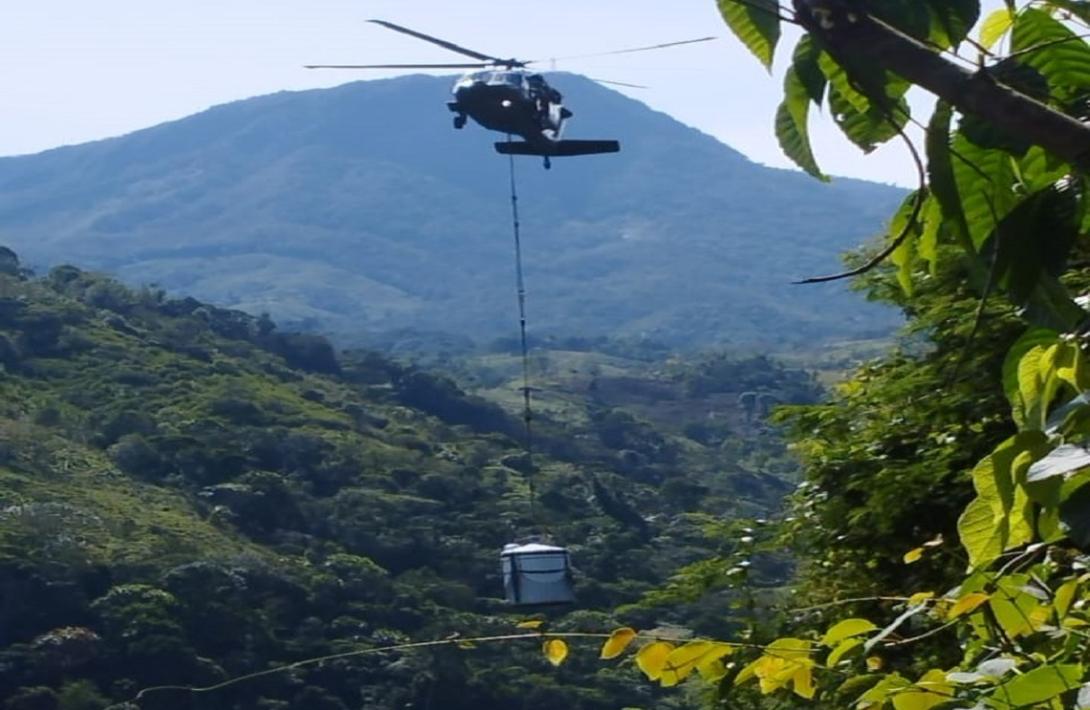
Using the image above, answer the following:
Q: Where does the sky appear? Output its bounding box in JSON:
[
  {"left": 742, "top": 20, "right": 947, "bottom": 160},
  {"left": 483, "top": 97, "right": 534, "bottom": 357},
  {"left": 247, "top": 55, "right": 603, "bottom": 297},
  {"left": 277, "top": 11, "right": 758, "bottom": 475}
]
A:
[{"left": 0, "top": 1, "right": 1001, "bottom": 186}]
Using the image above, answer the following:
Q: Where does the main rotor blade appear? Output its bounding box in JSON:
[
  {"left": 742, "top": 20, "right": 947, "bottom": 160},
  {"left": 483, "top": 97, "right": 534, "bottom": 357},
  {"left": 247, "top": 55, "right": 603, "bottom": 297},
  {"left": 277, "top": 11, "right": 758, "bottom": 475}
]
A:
[
  {"left": 540, "top": 36, "right": 717, "bottom": 62},
  {"left": 306, "top": 63, "right": 489, "bottom": 69},
  {"left": 588, "top": 77, "right": 649, "bottom": 89},
  {"left": 368, "top": 19, "right": 504, "bottom": 63}
]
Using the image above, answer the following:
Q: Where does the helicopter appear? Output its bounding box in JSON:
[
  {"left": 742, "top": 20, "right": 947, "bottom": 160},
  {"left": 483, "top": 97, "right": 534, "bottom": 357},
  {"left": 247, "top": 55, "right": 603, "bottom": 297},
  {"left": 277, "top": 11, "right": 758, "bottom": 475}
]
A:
[{"left": 306, "top": 20, "right": 715, "bottom": 168}]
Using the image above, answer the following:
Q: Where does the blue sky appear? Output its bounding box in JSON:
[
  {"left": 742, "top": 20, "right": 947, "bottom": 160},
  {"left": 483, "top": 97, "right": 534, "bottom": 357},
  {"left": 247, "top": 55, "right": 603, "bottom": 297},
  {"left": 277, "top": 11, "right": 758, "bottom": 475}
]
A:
[{"left": 1, "top": 1, "right": 1002, "bottom": 186}]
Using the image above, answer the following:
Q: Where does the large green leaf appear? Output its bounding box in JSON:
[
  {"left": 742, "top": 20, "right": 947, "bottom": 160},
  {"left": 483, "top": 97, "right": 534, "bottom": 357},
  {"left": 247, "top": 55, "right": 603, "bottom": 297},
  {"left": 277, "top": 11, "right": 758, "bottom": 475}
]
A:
[
  {"left": 717, "top": 0, "right": 780, "bottom": 70},
  {"left": 1044, "top": 0, "right": 1090, "bottom": 25},
  {"left": 926, "top": 101, "right": 974, "bottom": 254},
  {"left": 1060, "top": 483, "right": 1090, "bottom": 548},
  {"left": 1011, "top": 8, "right": 1090, "bottom": 102},
  {"left": 958, "top": 495, "right": 1006, "bottom": 569},
  {"left": 950, "top": 135, "right": 1019, "bottom": 250},
  {"left": 866, "top": 0, "right": 933, "bottom": 41},
  {"left": 989, "top": 663, "right": 1083, "bottom": 707},
  {"left": 776, "top": 39, "right": 828, "bottom": 180},
  {"left": 960, "top": 60, "right": 1049, "bottom": 155},
  {"left": 926, "top": 0, "right": 981, "bottom": 47},
  {"left": 988, "top": 575, "right": 1048, "bottom": 640},
  {"left": 776, "top": 74, "right": 826, "bottom": 180},
  {"left": 1002, "top": 328, "right": 1061, "bottom": 426},
  {"left": 987, "top": 185, "right": 1080, "bottom": 305},
  {"left": 958, "top": 432, "right": 1049, "bottom": 566},
  {"left": 792, "top": 35, "right": 825, "bottom": 106},
  {"left": 828, "top": 87, "right": 909, "bottom": 153},
  {"left": 887, "top": 191, "right": 926, "bottom": 296}
]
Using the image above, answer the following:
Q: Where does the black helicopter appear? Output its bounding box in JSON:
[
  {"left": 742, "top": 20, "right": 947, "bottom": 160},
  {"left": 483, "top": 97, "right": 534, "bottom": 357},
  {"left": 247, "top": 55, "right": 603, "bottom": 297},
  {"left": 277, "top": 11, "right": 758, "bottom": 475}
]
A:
[{"left": 307, "top": 20, "right": 715, "bottom": 168}]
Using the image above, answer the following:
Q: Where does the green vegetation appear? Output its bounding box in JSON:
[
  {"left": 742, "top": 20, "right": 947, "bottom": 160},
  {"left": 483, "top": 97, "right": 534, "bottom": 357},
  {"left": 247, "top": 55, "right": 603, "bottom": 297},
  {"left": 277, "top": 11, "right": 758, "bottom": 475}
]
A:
[
  {"left": 576, "top": 1, "right": 1090, "bottom": 707},
  {"left": 0, "top": 249, "right": 806, "bottom": 708}
]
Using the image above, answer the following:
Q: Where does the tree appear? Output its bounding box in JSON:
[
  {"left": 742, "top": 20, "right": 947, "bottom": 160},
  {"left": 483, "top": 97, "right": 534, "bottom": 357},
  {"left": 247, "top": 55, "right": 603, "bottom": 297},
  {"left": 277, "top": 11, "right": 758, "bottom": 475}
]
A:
[{"left": 621, "top": 0, "right": 1090, "bottom": 705}]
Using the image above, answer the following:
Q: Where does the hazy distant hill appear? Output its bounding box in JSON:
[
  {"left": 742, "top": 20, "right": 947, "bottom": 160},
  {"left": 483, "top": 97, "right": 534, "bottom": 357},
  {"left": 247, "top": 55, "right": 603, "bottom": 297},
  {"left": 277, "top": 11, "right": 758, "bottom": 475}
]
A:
[{"left": 0, "top": 74, "right": 904, "bottom": 346}]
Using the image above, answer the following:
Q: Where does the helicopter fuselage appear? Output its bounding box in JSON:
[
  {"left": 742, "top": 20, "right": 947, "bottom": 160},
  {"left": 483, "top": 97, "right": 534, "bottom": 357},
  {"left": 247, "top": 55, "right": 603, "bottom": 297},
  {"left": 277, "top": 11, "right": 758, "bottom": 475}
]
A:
[{"left": 448, "top": 70, "right": 567, "bottom": 150}]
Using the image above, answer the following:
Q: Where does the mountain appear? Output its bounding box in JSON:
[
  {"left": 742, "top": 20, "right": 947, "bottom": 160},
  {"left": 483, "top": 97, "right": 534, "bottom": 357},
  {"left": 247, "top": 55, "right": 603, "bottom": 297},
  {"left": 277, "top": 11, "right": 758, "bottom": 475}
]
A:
[{"left": 0, "top": 74, "right": 904, "bottom": 346}]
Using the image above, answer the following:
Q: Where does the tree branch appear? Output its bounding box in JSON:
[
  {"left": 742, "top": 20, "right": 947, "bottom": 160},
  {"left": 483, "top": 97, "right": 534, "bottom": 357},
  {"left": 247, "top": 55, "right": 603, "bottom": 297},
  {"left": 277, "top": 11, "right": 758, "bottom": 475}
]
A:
[{"left": 792, "top": 0, "right": 1090, "bottom": 172}]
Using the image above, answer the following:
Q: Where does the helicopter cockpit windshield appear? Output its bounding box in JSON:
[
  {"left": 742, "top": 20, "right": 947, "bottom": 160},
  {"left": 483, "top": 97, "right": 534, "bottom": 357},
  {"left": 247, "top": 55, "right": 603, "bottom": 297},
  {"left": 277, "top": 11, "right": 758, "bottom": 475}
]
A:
[{"left": 489, "top": 71, "right": 526, "bottom": 88}]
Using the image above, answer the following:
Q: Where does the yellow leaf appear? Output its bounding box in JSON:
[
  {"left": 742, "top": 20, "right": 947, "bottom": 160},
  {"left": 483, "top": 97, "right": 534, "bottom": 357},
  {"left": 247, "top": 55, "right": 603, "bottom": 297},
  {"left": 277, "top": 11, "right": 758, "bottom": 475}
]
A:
[
  {"left": 947, "top": 592, "right": 989, "bottom": 620},
  {"left": 907, "top": 591, "right": 935, "bottom": 607},
  {"left": 659, "top": 641, "right": 732, "bottom": 687},
  {"left": 1054, "top": 580, "right": 1079, "bottom": 619},
  {"left": 903, "top": 547, "right": 925, "bottom": 564},
  {"left": 866, "top": 655, "right": 884, "bottom": 671},
  {"left": 822, "top": 618, "right": 878, "bottom": 646},
  {"left": 891, "top": 669, "right": 954, "bottom": 710},
  {"left": 979, "top": 8, "right": 1014, "bottom": 50},
  {"left": 600, "top": 627, "right": 637, "bottom": 659},
  {"left": 517, "top": 619, "right": 545, "bottom": 629},
  {"left": 696, "top": 646, "right": 734, "bottom": 683},
  {"left": 792, "top": 664, "right": 816, "bottom": 700},
  {"left": 765, "top": 637, "right": 812, "bottom": 659},
  {"left": 826, "top": 637, "right": 863, "bottom": 667},
  {"left": 635, "top": 641, "right": 675, "bottom": 681},
  {"left": 542, "top": 638, "right": 568, "bottom": 667}
]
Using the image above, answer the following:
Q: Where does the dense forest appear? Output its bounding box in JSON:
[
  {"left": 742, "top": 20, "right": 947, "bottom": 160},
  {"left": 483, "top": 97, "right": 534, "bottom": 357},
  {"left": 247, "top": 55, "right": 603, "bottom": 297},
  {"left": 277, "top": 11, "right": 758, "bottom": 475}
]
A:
[{"left": 0, "top": 248, "right": 815, "bottom": 709}]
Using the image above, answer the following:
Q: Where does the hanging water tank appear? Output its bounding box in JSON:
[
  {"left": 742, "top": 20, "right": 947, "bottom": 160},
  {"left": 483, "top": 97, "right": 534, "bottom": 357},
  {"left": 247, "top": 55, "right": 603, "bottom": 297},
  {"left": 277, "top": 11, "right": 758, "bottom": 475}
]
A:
[{"left": 501, "top": 542, "right": 575, "bottom": 606}]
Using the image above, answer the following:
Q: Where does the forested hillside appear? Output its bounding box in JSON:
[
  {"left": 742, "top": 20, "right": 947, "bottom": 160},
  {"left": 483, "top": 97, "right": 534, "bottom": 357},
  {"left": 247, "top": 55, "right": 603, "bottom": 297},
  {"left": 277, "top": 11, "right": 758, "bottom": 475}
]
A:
[
  {"left": 0, "top": 247, "right": 813, "bottom": 709},
  {"left": 0, "top": 75, "right": 903, "bottom": 346}
]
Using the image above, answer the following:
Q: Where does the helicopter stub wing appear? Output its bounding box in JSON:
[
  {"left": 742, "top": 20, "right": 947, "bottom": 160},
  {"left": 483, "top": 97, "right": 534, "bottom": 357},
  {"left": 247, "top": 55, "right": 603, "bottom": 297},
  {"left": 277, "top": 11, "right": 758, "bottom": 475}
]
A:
[{"left": 494, "top": 139, "right": 620, "bottom": 157}]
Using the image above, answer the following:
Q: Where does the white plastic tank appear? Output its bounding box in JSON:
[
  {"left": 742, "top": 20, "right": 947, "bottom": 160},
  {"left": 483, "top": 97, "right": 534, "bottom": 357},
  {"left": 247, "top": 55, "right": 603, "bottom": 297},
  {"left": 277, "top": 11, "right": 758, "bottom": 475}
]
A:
[{"left": 501, "top": 542, "right": 575, "bottom": 605}]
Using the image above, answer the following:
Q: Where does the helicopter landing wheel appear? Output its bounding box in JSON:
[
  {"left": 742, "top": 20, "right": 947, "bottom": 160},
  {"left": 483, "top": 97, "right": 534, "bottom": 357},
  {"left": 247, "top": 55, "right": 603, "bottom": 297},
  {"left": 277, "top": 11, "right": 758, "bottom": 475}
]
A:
[
  {"left": 543, "top": 156, "right": 551, "bottom": 170},
  {"left": 453, "top": 114, "right": 467, "bottom": 129}
]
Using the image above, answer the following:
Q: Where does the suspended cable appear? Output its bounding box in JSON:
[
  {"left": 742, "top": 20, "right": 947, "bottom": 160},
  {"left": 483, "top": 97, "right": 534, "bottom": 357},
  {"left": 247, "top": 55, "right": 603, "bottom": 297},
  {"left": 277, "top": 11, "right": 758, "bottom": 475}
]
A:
[{"left": 506, "top": 136, "right": 537, "bottom": 526}]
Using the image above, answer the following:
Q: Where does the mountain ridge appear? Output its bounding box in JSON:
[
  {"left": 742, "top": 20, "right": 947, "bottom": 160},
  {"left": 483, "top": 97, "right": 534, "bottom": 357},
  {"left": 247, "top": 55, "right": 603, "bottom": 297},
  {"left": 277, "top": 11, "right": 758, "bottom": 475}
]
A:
[{"left": 0, "top": 74, "right": 905, "bottom": 346}]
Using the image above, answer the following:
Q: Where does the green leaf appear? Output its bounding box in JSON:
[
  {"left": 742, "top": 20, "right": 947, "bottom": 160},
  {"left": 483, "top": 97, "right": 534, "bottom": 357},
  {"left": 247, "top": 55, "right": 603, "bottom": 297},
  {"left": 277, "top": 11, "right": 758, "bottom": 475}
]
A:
[
  {"left": 867, "top": 0, "right": 933, "bottom": 42},
  {"left": 990, "top": 663, "right": 1083, "bottom": 707},
  {"left": 887, "top": 191, "right": 925, "bottom": 296},
  {"left": 891, "top": 669, "right": 955, "bottom": 710},
  {"left": 1003, "top": 328, "right": 1061, "bottom": 426},
  {"left": 989, "top": 574, "right": 1048, "bottom": 639},
  {"left": 826, "top": 637, "right": 864, "bottom": 667},
  {"left": 958, "top": 491, "right": 1006, "bottom": 567},
  {"left": 988, "top": 186, "right": 1080, "bottom": 306},
  {"left": 717, "top": 0, "right": 780, "bottom": 70},
  {"left": 958, "top": 432, "right": 1049, "bottom": 566},
  {"left": 950, "top": 135, "right": 1019, "bottom": 250},
  {"left": 777, "top": 66, "right": 827, "bottom": 180},
  {"left": 818, "top": 52, "right": 910, "bottom": 115},
  {"left": 917, "top": 197, "right": 943, "bottom": 272},
  {"left": 1045, "top": 0, "right": 1090, "bottom": 25},
  {"left": 1060, "top": 483, "right": 1090, "bottom": 548},
  {"left": 791, "top": 35, "right": 826, "bottom": 105},
  {"left": 1012, "top": 9, "right": 1090, "bottom": 102},
  {"left": 926, "top": 101, "right": 973, "bottom": 254},
  {"left": 961, "top": 60, "right": 1050, "bottom": 155},
  {"left": 925, "top": 0, "right": 981, "bottom": 47},
  {"left": 828, "top": 87, "right": 909, "bottom": 154},
  {"left": 979, "top": 7, "right": 1015, "bottom": 50}
]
